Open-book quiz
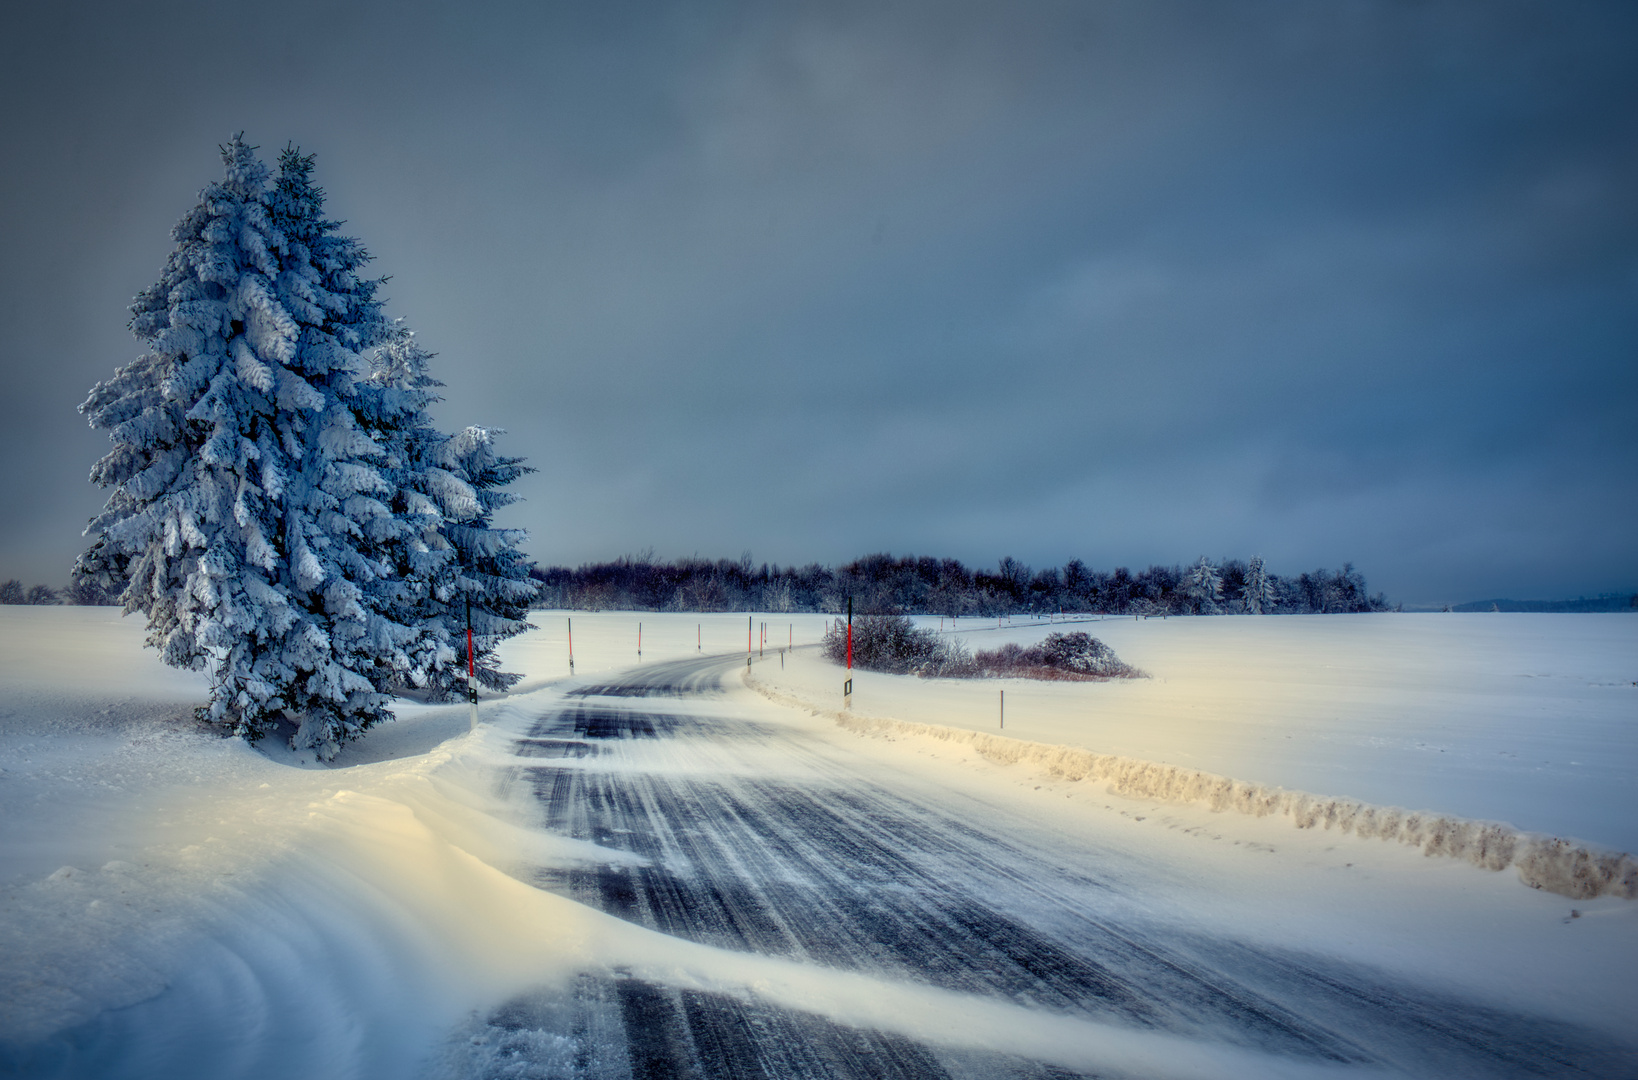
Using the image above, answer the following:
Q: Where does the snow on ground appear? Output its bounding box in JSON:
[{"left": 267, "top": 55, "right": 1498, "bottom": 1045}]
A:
[
  {"left": 1, "top": 607, "right": 1635, "bottom": 1078},
  {"left": 754, "top": 612, "right": 1638, "bottom": 855},
  {"left": 0, "top": 608, "right": 836, "bottom": 1076}
]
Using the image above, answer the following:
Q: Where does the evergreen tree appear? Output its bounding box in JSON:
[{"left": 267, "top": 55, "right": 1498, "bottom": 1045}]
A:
[
  {"left": 1183, "top": 556, "right": 1223, "bottom": 614},
  {"left": 437, "top": 424, "right": 536, "bottom": 693},
  {"left": 1243, "top": 555, "right": 1275, "bottom": 614},
  {"left": 365, "top": 322, "right": 535, "bottom": 697},
  {"left": 78, "top": 137, "right": 435, "bottom": 757},
  {"left": 358, "top": 320, "right": 459, "bottom": 692}
]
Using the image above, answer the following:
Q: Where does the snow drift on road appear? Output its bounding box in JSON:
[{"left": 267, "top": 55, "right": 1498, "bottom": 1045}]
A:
[{"left": 3, "top": 607, "right": 1635, "bottom": 1079}]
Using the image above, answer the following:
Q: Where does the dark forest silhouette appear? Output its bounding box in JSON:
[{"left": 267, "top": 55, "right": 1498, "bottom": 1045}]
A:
[{"left": 529, "top": 553, "right": 1392, "bottom": 616}]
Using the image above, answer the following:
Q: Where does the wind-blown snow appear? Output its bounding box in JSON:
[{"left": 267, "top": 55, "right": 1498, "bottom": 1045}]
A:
[
  {"left": 2, "top": 607, "right": 1634, "bottom": 1078},
  {"left": 754, "top": 612, "right": 1638, "bottom": 853}
]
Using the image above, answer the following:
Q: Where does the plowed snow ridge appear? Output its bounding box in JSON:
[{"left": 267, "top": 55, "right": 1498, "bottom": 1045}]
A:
[{"left": 746, "top": 671, "right": 1638, "bottom": 900}]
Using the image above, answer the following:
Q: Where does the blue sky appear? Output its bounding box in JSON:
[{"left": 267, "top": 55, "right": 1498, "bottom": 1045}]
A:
[{"left": 1, "top": 0, "right": 1633, "bottom": 605}]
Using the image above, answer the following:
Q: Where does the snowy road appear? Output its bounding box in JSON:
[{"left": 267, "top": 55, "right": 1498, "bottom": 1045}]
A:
[{"left": 464, "top": 654, "right": 1632, "bottom": 1079}]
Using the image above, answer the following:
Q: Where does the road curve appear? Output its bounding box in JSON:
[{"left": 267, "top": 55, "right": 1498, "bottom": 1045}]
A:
[{"left": 464, "top": 654, "right": 1632, "bottom": 1080}]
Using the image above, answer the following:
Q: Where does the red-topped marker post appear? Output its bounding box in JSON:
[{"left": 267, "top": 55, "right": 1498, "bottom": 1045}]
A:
[
  {"left": 466, "top": 597, "right": 476, "bottom": 702},
  {"left": 466, "top": 596, "right": 478, "bottom": 730}
]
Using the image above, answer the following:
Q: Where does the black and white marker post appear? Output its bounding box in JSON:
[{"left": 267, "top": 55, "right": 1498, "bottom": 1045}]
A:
[{"left": 844, "top": 596, "right": 853, "bottom": 709}]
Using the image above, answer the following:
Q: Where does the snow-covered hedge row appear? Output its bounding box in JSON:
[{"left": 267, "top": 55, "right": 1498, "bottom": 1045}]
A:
[{"left": 820, "top": 619, "right": 1145, "bottom": 682}]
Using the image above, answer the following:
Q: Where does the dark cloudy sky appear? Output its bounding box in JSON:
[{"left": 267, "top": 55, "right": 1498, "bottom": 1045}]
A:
[{"left": 2, "top": 0, "right": 1633, "bottom": 606}]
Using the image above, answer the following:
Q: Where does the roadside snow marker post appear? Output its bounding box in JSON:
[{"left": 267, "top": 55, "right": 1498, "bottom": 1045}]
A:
[
  {"left": 747, "top": 615, "right": 752, "bottom": 671},
  {"left": 844, "top": 596, "right": 853, "bottom": 709},
  {"left": 568, "top": 617, "right": 574, "bottom": 674},
  {"left": 638, "top": 621, "right": 642, "bottom": 660},
  {"left": 1000, "top": 690, "right": 1004, "bottom": 729},
  {"left": 467, "top": 597, "right": 478, "bottom": 730},
  {"left": 465, "top": 597, "right": 476, "bottom": 700}
]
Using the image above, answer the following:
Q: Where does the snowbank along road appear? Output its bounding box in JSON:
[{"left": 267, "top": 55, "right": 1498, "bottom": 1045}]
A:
[{"left": 462, "top": 653, "right": 1634, "bottom": 1079}]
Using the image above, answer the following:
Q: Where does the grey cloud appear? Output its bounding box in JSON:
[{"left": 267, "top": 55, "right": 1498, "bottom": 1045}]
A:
[{"left": 1, "top": 0, "right": 1633, "bottom": 604}]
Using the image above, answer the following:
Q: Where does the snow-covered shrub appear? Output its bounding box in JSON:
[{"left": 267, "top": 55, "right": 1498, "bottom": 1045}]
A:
[
  {"left": 821, "top": 614, "right": 971, "bottom": 676},
  {"left": 972, "top": 631, "right": 1144, "bottom": 680}
]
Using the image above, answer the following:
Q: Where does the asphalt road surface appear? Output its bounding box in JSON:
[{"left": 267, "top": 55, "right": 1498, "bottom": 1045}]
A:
[{"left": 468, "top": 654, "right": 1633, "bottom": 1080}]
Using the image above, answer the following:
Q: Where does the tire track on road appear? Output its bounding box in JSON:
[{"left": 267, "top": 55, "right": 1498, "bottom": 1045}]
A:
[{"left": 470, "top": 655, "right": 1633, "bottom": 1079}]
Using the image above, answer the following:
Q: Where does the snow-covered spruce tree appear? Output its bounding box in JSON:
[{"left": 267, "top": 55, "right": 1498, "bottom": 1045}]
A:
[
  {"left": 365, "top": 321, "right": 534, "bottom": 697},
  {"left": 436, "top": 424, "right": 535, "bottom": 693},
  {"left": 1182, "top": 556, "right": 1223, "bottom": 614},
  {"left": 78, "top": 137, "right": 439, "bottom": 756},
  {"left": 1243, "top": 554, "right": 1275, "bottom": 614},
  {"left": 268, "top": 148, "right": 457, "bottom": 703},
  {"left": 356, "top": 319, "right": 459, "bottom": 691}
]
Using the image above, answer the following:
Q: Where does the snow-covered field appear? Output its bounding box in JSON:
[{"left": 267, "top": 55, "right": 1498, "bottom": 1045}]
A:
[
  {"left": 2, "top": 607, "right": 1634, "bottom": 1078},
  {"left": 758, "top": 612, "right": 1638, "bottom": 854}
]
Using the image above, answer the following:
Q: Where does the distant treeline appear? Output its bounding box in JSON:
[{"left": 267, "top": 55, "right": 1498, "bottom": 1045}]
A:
[
  {"left": 530, "top": 553, "right": 1391, "bottom": 616},
  {"left": 1452, "top": 595, "right": 1637, "bottom": 613},
  {"left": 0, "top": 579, "right": 117, "bottom": 606}
]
